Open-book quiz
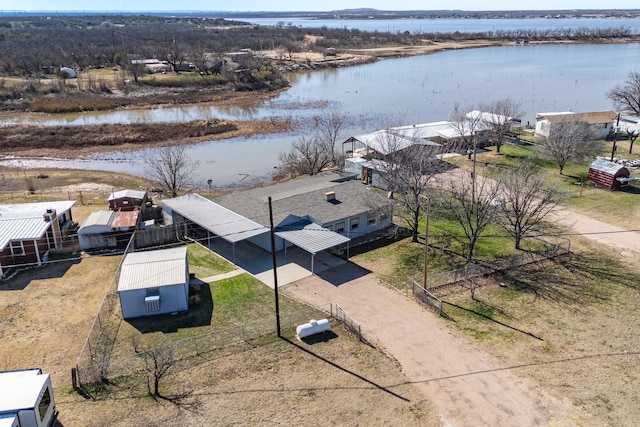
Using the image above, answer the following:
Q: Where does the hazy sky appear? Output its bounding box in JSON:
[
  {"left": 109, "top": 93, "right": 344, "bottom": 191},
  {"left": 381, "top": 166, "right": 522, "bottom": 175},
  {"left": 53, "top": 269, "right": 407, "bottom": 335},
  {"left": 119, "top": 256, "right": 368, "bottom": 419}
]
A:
[{"left": 5, "top": 1, "right": 640, "bottom": 12}]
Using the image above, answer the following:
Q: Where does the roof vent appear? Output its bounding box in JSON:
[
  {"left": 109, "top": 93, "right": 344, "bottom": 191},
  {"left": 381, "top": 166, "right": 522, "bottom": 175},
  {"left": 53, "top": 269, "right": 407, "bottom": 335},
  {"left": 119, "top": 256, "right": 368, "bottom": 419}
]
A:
[{"left": 325, "top": 191, "right": 336, "bottom": 202}]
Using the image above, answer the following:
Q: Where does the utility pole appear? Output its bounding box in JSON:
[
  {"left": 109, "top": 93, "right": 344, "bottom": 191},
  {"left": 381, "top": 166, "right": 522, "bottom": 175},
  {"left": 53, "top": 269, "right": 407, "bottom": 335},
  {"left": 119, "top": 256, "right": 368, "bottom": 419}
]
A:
[
  {"left": 268, "top": 196, "right": 281, "bottom": 337},
  {"left": 421, "top": 196, "right": 431, "bottom": 288},
  {"left": 611, "top": 113, "right": 620, "bottom": 162}
]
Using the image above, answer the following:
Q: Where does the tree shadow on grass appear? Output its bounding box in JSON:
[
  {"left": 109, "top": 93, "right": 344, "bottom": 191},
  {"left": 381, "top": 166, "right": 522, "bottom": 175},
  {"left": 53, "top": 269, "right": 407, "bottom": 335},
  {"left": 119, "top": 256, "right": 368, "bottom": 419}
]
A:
[
  {"left": 499, "top": 251, "right": 640, "bottom": 311},
  {"left": 127, "top": 280, "right": 213, "bottom": 333}
]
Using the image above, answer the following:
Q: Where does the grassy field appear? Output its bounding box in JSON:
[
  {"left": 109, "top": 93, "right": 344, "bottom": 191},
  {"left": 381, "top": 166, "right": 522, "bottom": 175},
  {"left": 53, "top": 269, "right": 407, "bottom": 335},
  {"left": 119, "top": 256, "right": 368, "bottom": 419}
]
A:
[
  {"left": 0, "top": 245, "right": 438, "bottom": 426},
  {"left": 438, "top": 238, "right": 640, "bottom": 426},
  {"left": 451, "top": 140, "right": 640, "bottom": 229}
]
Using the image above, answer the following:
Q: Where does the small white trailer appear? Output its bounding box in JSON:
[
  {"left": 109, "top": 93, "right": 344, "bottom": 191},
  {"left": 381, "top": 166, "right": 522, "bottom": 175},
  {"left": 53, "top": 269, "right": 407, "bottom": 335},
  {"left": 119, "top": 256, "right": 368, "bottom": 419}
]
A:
[{"left": 0, "top": 369, "right": 57, "bottom": 427}]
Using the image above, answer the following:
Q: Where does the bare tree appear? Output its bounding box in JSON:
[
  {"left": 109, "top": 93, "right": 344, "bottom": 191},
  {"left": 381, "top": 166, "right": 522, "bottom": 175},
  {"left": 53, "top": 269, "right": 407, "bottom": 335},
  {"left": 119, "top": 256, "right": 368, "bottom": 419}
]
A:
[
  {"left": 142, "top": 345, "right": 175, "bottom": 397},
  {"left": 449, "top": 103, "right": 484, "bottom": 153},
  {"left": 496, "top": 163, "right": 567, "bottom": 250},
  {"left": 438, "top": 165, "right": 502, "bottom": 263},
  {"left": 279, "top": 111, "right": 348, "bottom": 176},
  {"left": 374, "top": 130, "right": 445, "bottom": 243},
  {"left": 535, "top": 121, "right": 600, "bottom": 174},
  {"left": 143, "top": 145, "right": 197, "bottom": 197},
  {"left": 608, "top": 71, "right": 640, "bottom": 116},
  {"left": 477, "top": 98, "right": 523, "bottom": 154},
  {"left": 159, "top": 38, "right": 188, "bottom": 73},
  {"left": 623, "top": 127, "right": 638, "bottom": 155},
  {"left": 125, "top": 61, "right": 147, "bottom": 83}
]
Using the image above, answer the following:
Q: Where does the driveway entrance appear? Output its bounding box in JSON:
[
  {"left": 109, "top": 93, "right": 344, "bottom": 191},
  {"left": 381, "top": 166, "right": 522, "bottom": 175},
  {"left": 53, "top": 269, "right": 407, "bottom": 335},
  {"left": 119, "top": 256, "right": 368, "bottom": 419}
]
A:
[{"left": 283, "top": 266, "right": 576, "bottom": 426}]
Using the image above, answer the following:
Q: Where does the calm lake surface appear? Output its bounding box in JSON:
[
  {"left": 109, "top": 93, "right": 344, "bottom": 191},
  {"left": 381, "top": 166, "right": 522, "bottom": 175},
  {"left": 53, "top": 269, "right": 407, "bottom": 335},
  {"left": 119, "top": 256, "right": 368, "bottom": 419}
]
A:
[
  {"left": 4, "top": 42, "right": 640, "bottom": 187},
  {"left": 235, "top": 17, "right": 640, "bottom": 34}
]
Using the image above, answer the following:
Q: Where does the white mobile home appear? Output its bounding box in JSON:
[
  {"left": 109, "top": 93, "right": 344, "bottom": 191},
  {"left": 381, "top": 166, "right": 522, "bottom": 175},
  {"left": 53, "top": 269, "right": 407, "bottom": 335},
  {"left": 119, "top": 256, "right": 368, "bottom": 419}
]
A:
[
  {"left": 117, "top": 246, "right": 190, "bottom": 319},
  {"left": 0, "top": 369, "right": 57, "bottom": 427}
]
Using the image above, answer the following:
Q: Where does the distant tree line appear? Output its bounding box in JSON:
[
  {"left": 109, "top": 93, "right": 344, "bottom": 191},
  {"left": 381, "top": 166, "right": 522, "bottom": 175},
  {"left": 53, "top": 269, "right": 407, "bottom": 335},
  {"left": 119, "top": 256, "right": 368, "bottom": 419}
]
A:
[{"left": 0, "top": 15, "right": 635, "bottom": 78}]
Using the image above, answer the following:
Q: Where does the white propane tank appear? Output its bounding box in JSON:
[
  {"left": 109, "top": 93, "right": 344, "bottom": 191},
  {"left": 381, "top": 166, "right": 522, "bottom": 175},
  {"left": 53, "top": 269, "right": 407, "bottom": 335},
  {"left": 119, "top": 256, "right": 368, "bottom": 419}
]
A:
[{"left": 296, "top": 319, "right": 330, "bottom": 339}]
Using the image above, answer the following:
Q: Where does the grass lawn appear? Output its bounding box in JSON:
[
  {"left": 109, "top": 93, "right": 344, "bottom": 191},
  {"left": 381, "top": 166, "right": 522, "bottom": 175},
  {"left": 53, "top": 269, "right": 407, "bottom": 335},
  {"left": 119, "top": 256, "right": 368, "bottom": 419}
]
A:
[
  {"left": 439, "top": 239, "right": 640, "bottom": 426},
  {"left": 460, "top": 142, "right": 640, "bottom": 229},
  {"left": 186, "top": 241, "right": 235, "bottom": 277},
  {"left": 352, "top": 218, "right": 519, "bottom": 293},
  {"left": 113, "top": 272, "right": 308, "bottom": 354}
]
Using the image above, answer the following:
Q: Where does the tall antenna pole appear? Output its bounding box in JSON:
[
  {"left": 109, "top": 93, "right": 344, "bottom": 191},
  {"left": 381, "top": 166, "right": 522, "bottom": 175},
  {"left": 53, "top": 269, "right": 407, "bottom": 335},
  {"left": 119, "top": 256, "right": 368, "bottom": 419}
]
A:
[{"left": 268, "top": 196, "right": 281, "bottom": 337}]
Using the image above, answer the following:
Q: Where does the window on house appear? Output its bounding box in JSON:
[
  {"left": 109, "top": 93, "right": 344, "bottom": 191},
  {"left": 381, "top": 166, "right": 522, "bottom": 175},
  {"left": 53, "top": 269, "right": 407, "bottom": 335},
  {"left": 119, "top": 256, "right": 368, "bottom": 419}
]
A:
[
  {"left": 335, "top": 222, "right": 345, "bottom": 233},
  {"left": 367, "top": 212, "right": 377, "bottom": 225},
  {"left": 350, "top": 218, "right": 359, "bottom": 230},
  {"left": 10, "top": 240, "right": 24, "bottom": 256}
]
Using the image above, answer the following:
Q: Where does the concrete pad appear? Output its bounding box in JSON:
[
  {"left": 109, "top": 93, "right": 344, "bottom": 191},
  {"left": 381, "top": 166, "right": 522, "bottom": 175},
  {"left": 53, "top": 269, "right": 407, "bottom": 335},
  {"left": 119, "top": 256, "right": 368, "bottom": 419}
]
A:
[{"left": 202, "top": 237, "right": 348, "bottom": 288}]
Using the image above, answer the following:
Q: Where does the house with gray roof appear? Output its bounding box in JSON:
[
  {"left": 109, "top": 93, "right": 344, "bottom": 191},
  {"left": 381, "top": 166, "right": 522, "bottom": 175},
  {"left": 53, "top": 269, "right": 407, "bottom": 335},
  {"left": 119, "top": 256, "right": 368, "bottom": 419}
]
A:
[
  {"left": 0, "top": 201, "right": 75, "bottom": 278},
  {"left": 216, "top": 173, "right": 392, "bottom": 249},
  {"left": 161, "top": 173, "right": 392, "bottom": 271}
]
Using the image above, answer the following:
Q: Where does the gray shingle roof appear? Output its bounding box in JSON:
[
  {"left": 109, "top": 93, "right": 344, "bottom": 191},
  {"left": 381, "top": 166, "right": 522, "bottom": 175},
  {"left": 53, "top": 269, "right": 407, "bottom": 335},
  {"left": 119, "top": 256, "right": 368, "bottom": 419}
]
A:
[{"left": 216, "top": 175, "right": 390, "bottom": 228}]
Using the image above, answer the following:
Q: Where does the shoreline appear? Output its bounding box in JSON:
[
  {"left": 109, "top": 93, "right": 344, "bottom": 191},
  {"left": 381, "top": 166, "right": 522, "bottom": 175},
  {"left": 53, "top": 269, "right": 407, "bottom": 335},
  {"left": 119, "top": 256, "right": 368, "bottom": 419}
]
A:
[{"left": 0, "top": 37, "right": 637, "bottom": 161}]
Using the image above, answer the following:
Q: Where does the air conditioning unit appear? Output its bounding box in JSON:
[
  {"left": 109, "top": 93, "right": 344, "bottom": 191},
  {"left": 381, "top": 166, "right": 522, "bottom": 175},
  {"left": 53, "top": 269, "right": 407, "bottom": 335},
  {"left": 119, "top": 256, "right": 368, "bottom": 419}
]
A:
[{"left": 144, "top": 294, "right": 160, "bottom": 312}]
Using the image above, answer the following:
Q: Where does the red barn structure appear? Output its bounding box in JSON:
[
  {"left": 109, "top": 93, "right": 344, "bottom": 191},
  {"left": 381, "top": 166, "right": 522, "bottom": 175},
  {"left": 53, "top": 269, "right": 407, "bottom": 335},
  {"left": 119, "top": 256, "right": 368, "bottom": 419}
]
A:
[{"left": 588, "top": 159, "right": 634, "bottom": 190}]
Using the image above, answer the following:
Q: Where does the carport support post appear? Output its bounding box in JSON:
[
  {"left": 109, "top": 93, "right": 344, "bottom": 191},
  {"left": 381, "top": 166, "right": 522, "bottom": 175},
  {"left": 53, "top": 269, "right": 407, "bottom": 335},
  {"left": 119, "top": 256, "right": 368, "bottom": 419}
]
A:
[{"left": 268, "top": 196, "right": 282, "bottom": 337}]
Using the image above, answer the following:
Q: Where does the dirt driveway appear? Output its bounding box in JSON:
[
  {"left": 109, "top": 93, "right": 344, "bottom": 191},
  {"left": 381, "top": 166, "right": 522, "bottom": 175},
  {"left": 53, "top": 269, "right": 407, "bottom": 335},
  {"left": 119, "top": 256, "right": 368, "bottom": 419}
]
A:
[{"left": 283, "top": 266, "right": 577, "bottom": 426}]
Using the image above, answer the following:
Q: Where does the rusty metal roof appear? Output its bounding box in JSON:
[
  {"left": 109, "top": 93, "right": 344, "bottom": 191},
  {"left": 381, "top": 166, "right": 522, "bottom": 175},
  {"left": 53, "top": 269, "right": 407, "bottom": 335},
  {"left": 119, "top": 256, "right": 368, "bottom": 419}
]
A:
[
  {"left": 111, "top": 210, "right": 140, "bottom": 228},
  {"left": 542, "top": 111, "right": 617, "bottom": 125}
]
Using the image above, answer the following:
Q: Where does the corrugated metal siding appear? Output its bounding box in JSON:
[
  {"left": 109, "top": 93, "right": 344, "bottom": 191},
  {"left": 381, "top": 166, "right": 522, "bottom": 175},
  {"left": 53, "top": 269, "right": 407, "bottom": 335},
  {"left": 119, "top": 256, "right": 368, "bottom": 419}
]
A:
[
  {"left": 0, "top": 217, "right": 49, "bottom": 250},
  {"left": 162, "top": 193, "right": 269, "bottom": 243},
  {"left": 117, "top": 246, "right": 187, "bottom": 291},
  {"left": 111, "top": 210, "right": 139, "bottom": 228}
]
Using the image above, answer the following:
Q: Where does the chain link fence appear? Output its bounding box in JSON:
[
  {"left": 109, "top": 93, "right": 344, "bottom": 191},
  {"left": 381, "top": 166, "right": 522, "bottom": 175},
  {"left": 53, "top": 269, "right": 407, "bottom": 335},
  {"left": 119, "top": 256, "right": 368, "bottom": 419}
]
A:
[{"left": 74, "top": 304, "right": 332, "bottom": 393}]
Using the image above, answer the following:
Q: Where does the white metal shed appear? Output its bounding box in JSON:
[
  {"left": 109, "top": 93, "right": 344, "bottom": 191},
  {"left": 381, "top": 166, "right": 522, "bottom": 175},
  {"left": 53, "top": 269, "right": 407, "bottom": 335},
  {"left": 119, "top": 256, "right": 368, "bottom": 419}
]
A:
[
  {"left": 0, "top": 369, "right": 57, "bottom": 427},
  {"left": 78, "top": 210, "right": 116, "bottom": 250},
  {"left": 117, "top": 246, "right": 189, "bottom": 319}
]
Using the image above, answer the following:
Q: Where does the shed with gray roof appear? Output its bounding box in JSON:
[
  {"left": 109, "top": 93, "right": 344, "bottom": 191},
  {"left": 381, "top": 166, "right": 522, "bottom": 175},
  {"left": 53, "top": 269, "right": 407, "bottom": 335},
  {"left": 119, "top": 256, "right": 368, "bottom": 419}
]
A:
[{"left": 117, "top": 246, "right": 189, "bottom": 319}]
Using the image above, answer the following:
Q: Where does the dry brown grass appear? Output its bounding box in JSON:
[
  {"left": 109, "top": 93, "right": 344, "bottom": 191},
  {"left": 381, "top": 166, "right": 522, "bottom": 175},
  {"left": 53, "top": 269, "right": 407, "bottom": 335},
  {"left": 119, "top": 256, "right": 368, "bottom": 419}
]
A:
[
  {"left": 439, "top": 238, "right": 640, "bottom": 426},
  {"left": 0, "top": 244, "right": 437, "bottom": 426}
]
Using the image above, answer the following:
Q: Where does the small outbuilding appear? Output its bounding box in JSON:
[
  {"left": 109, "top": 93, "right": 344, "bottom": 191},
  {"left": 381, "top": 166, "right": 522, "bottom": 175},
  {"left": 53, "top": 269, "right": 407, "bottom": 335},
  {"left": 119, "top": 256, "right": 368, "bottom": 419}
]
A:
[
  {"left": 78, "top": 210, "right": 117, "bottom": 250},
  {"left": 0, "top": 369, "right": 57, "bottom": 427},
  {"left": 108, "top": 189, "right": 148, "bottom": 211},
  {"left": 588, "top": 158, "right": 635, "bottom": 190},
  {"left": 117, "top": 246, "right": 189, "bottom": 319}
]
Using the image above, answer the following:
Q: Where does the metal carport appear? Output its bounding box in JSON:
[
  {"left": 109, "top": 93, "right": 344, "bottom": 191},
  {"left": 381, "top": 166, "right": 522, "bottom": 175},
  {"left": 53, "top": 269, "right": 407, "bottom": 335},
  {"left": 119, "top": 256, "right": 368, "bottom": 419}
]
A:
[
  {"left": 162, "top": 194, "right": 269, "bottom": 261},
  {"left": 276, "top": 220, "right": 350, "bottom": 274}
]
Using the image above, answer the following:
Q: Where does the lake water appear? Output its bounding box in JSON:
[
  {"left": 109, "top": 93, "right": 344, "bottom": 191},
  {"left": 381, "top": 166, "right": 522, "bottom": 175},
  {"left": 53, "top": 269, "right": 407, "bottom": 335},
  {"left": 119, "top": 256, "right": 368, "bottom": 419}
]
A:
[
  {"left": 3, "top": 42, "right": 640, "bottom": 187},
  {"left": 235, "top": 17, "right": 640, "bottom": 34}
]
